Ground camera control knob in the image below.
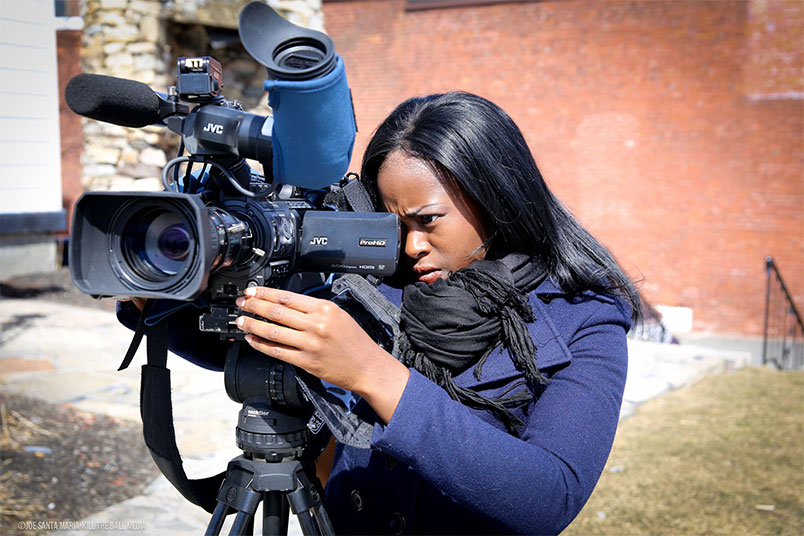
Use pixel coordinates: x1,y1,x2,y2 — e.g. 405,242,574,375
281,219,293,240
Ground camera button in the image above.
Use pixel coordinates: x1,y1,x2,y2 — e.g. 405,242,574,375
389,512,406,534
350,489,365,511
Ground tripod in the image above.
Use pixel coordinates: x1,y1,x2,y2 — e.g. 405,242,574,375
204,454,333,536
205,343,335,536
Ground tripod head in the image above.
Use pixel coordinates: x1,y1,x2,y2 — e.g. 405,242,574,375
199,341,333,536
224,341,313,463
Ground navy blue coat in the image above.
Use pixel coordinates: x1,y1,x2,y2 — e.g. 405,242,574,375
323,278,630,535
118,277,630,535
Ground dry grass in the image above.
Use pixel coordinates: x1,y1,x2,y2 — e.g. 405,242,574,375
0,400,52,521
564,366,804,536
0,394,159,534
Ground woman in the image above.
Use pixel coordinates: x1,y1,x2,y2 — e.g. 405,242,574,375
230,92,640,534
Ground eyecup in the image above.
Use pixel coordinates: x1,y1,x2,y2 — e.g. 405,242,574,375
238,1,336,81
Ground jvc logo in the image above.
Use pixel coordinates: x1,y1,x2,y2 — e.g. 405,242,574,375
309,236,328,246
202,122,224,135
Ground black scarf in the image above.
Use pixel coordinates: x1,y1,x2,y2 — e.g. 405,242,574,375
397,253,548,435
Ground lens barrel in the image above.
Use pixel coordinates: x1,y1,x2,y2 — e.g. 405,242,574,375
110,200,256,293
208,207,253,272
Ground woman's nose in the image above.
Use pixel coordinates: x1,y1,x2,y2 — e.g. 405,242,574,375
404,230,430,259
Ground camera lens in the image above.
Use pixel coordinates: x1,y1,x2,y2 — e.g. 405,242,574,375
122,210,195,282
157,223,191,262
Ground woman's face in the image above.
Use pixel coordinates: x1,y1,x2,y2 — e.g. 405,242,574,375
377,150,489,284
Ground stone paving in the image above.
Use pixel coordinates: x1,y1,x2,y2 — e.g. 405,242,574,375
0,298,753,535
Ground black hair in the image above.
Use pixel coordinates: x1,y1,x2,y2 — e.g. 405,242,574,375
360,91,641,322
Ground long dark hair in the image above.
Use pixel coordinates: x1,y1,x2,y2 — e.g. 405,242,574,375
360,91,641,322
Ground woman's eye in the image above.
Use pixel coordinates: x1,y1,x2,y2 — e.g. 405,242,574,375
420,214,440,225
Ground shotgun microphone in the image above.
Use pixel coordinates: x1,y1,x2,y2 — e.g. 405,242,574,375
65,73,162,128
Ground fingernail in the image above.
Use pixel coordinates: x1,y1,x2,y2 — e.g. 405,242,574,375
245,287,256,296
235,297,245,307
236,316,244,327
244,334,253,344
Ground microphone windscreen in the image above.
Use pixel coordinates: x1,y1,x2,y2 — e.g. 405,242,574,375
66,73,161,128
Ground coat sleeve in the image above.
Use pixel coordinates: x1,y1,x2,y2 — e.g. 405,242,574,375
370,300,629,535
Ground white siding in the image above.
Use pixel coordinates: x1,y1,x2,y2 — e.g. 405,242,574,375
0,0,63,217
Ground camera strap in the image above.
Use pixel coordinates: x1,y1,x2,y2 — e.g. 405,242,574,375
292,274,402,449
117,303,147,371
122,309,225,513
341,174,374,212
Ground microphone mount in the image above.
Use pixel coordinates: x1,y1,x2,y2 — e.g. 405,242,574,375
155,88,191,124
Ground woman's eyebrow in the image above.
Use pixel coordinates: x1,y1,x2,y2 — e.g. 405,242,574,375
405,203,441,217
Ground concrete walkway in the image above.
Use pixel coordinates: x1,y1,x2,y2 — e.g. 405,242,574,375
0,298,753,535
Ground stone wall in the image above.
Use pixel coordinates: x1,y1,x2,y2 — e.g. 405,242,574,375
79,0,323,191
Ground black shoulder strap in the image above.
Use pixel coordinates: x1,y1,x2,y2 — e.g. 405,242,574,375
118,302,148,371
341,173,374,212
123,311,224,513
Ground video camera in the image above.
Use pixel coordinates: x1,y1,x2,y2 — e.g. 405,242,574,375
64,5,398,531
66,2,400,340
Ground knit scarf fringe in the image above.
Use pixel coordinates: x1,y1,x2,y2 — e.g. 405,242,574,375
397,263,547,436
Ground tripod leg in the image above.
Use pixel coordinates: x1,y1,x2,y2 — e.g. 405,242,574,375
205,502,232,536
262,491,289,536
229,510,255,536
310,503,335,536
294,511,318,536
287,487,334,536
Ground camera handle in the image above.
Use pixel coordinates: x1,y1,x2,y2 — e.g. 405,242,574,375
162,155,274,199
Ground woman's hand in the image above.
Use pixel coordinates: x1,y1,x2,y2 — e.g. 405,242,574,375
235,286,410,423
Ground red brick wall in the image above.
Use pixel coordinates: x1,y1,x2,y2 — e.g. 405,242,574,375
322,0,803,335
57,29,84,236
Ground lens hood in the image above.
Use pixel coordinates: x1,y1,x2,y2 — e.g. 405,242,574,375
69,192,213,300
238,1,336,81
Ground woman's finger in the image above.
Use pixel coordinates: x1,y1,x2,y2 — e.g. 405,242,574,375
243,286,321,313
243,334,305,365
236,315,308,351
237,295,310,332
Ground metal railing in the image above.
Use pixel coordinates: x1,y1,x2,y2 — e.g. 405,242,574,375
762,256,804,370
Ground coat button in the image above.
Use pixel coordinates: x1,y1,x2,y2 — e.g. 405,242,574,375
350,489,365,512
389,512,406,534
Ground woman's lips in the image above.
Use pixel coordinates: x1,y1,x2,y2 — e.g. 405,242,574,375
417,270,443,284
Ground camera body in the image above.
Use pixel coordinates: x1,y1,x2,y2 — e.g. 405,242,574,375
70,183,399,303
